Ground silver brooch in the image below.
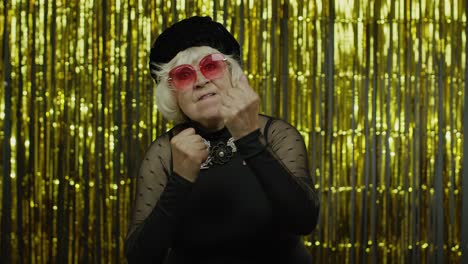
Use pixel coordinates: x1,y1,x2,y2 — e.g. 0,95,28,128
200,137,239,169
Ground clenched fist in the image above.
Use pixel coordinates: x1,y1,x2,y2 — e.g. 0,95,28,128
171,128,209,182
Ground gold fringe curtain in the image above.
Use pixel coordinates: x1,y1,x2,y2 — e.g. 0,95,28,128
0,0,466,263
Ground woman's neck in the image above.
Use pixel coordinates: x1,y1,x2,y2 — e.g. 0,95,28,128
194,118,225,132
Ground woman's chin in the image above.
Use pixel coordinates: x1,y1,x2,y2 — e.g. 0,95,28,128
199,112,223,123
196,102,221,118
191,110,223,129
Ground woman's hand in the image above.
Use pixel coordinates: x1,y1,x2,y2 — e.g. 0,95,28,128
215,73,260,140
171,128,209,182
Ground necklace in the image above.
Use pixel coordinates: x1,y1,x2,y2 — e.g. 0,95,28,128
200,137,237,169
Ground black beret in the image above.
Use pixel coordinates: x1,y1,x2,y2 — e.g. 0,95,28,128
149,16,241,79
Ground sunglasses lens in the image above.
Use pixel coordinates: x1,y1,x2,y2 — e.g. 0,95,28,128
169,65,196,90
168,54,226,90
200,54,226,80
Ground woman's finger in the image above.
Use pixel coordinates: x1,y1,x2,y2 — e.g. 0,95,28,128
234,73,250,90
211,71,233,92
175,127,196,137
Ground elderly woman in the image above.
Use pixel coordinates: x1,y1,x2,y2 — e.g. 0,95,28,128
125,16,320,264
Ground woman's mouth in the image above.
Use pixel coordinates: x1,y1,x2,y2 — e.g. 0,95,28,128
198,93,217,101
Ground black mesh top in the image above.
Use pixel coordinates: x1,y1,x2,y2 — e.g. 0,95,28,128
125,114,320,264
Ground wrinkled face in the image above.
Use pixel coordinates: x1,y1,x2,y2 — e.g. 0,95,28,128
168,46,232,127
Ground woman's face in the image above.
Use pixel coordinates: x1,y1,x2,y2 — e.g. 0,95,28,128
170,46,232,129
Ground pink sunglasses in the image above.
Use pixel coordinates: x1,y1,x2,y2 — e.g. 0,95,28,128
168,53,227,90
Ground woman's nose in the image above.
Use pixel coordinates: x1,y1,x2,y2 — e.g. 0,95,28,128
194,70,209,88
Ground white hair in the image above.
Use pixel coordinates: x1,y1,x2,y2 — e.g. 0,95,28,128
150,46,245,123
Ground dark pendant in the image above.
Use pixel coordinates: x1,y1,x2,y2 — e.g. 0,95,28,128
211,141,234,165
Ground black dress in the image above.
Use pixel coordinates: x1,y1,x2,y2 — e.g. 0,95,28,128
125,114,320,264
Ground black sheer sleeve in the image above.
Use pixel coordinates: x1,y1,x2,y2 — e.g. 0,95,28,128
124,133,193,263
235,116,320,235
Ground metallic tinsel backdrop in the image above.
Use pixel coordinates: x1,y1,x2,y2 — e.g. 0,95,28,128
0,0,467,263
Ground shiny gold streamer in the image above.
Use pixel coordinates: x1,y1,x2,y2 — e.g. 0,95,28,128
0,0,465,263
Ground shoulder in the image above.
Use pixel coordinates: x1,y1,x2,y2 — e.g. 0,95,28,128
145,122,188,152
258,114,275,134
140,123,189,174
142,135,170,167
258,115,304,145
258,114,297,133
